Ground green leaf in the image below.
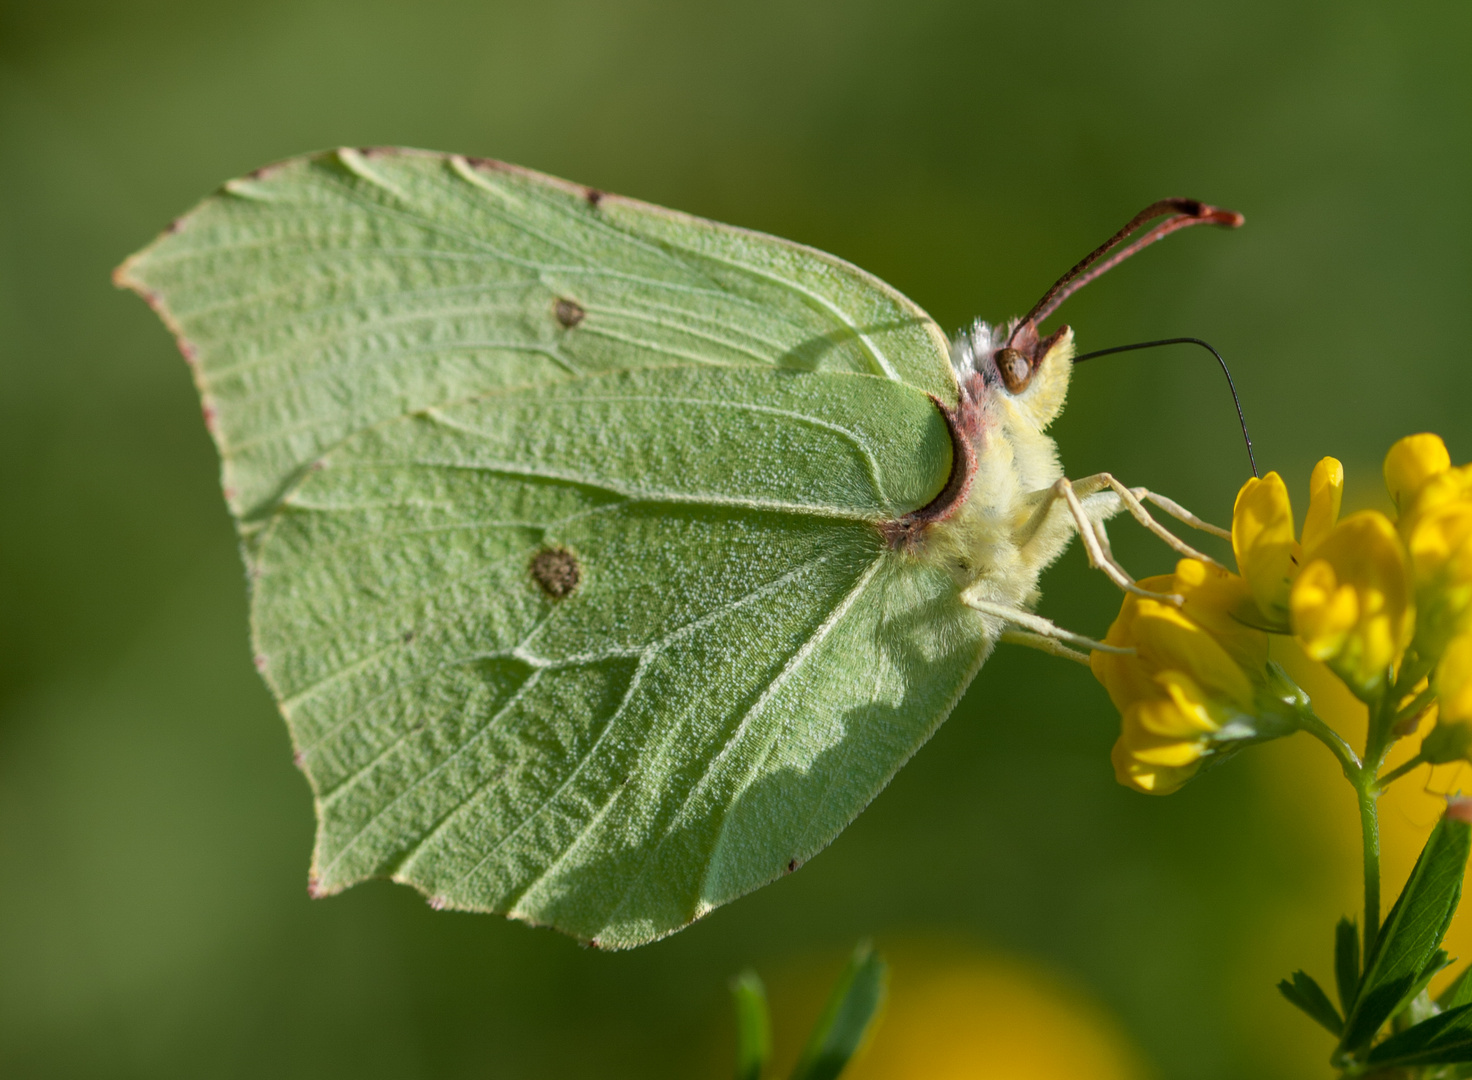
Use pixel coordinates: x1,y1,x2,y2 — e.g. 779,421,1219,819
1339,812,1472,1052
1366,1003,1472,1068
1394,950,1452,1031
731,970,771,1080
1440,964,1472,1011
1335,915,1360,1013
788,942,887,1080
117,149,1026,947
1277,970,1342,1036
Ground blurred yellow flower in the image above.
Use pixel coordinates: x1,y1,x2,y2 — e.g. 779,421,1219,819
1384,432,1452,514
1424,634,1472,764
1408,498,1472,656
1377,434,1472,661
1289,511,1414,699
839,948,1143,1080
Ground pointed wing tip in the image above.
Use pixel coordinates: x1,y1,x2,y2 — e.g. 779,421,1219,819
112,253,201,364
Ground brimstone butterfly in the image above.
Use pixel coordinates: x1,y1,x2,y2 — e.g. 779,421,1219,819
117,148,1241,947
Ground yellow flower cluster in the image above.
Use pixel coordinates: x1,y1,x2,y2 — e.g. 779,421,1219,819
1092,560,1286,794
1385,435,1472,764
1097,436,1472,794
1229,455,1417,697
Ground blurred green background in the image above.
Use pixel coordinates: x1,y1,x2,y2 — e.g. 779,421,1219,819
2,1,1469,1077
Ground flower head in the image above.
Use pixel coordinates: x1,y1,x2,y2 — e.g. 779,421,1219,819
1289,511,1414,699
1095,560,1286,795
1382,436,1472,661
1231,459,1344,629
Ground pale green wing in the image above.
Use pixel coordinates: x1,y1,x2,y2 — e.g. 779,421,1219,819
116,147,957,525
118,148,991,947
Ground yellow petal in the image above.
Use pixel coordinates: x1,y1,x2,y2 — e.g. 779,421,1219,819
1090,573,1180,709
1408,500,1472,582
1131,601,1256,709
1133,673,1220,738
1301,457,1344,555
1232,472,1296,624
1090,651,1159,716
1385,433,1450,512
1172,558,1271,673
1423,635,1472,763
1292,562,1358,660
1290,511,1414,696
1438,634,1472,723
1120,716,1207,765
1110,739,1201,795
1405,499,1472,656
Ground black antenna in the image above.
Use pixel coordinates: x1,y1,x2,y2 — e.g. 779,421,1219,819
1072,337,1258,478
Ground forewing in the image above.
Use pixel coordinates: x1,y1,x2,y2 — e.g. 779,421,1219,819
116,147,958,524
118,150,988,946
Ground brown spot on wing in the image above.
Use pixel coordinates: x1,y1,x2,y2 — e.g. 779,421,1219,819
554,297,586,328
531,546,581,599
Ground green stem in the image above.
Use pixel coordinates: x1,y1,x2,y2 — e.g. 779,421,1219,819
1392,686,1437,729
1354,688,1401,966
1296,705,1384,961
1298,709,1362,777
1374,753,1428,791
1358,781,1381,960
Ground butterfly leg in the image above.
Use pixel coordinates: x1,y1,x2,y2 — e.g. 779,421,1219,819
1068,474,1228,570
963,596,1135,663
1050,477,1185,603
998,631,1091,665
1134,488,1232,541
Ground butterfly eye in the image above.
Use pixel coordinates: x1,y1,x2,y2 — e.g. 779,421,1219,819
994,347,1033,393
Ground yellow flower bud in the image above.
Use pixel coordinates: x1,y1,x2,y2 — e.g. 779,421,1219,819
1385,433,1451,513
1232,472,1296,627
1289,511,1414,698
1301,457,1344,555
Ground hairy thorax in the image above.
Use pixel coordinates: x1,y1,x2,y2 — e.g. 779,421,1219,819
882,320,1081,615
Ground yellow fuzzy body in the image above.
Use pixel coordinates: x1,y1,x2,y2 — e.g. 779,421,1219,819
917,324,1117,637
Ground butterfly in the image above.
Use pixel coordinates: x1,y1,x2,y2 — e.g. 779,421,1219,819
117,147,1241,947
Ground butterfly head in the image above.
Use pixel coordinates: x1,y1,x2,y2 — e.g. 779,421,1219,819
952,317,1076,434
953,199,1244,441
